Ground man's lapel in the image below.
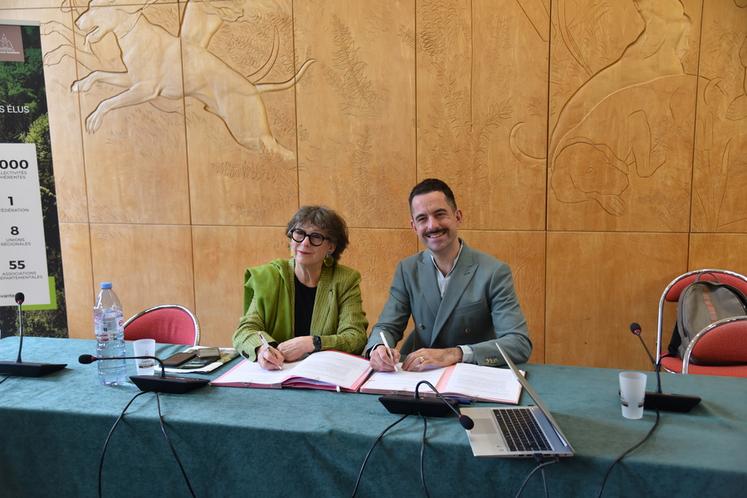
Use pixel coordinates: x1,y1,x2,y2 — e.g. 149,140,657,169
417,253,441,319
429,246,477,346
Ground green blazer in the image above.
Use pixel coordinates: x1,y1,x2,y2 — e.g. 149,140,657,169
365,243,532,366
232,258,368,361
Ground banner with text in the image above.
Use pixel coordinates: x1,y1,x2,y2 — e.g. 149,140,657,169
0,23,67,337
0,143,49,305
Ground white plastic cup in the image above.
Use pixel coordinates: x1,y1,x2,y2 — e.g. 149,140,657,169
619,371,647,419
133,339,156,376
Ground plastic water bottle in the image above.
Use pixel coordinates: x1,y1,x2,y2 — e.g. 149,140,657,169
93,282,127,385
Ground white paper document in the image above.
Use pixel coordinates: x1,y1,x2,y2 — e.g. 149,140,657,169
211,350,372,392
360,362,524,404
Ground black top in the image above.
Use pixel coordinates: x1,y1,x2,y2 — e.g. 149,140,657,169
294,275,317,337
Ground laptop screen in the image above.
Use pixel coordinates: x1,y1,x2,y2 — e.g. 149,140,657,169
495,342,571,447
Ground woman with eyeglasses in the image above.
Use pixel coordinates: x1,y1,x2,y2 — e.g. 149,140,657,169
232,206,369,370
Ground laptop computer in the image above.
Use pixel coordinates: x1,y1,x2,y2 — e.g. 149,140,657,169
461,343,574,458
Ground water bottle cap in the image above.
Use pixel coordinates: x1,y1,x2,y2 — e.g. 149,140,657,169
100,282,112,289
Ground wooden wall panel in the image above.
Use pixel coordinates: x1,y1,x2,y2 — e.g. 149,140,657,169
73,2,190,224
418,0,548,230
546,232,688,370
463,231,546,363
691,2,747,232
547,0,702,232
0,2,51,8
12,1,746,370
183,0,299,226
689,234,747,276
344,229,418,346
192,225,289,347
0,1,84,8
59,222,93,338
89,224,195,322
294,0,415,228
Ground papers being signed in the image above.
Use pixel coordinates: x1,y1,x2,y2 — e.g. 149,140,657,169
213,350,523,404
211,350,372,392
360,362,524,404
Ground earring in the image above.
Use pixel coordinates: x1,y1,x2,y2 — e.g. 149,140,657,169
323,253,334,267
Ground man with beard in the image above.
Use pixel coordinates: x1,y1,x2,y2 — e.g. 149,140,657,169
366,178,532,371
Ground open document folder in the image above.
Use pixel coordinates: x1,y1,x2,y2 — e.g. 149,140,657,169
360,362,524,404
211,350,372,392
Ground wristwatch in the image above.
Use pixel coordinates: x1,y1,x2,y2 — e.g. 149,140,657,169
312,335,322,352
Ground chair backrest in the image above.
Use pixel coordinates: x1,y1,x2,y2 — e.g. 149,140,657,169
123,305,200,346
656,269,747,365
663,271,747,303
682,316,747,373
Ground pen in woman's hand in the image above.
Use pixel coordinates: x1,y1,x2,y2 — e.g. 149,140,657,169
259,334,282,370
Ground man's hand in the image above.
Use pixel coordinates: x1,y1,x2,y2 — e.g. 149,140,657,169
369,344,401,371
277,336,314,362
257,344,285,370
402,347,462,371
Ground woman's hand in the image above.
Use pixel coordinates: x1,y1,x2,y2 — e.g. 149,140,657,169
278,336,314,362
257,344,285,370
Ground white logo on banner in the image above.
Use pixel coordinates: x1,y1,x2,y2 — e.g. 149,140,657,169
0,33,20,55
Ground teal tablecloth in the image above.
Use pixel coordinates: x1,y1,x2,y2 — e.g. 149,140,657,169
0,337,745,497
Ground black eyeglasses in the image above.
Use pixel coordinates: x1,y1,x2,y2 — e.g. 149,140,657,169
288,228,329,246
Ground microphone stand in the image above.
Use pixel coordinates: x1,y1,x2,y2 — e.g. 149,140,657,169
15,296,24,363
379,380,474,429
628,322,700,412
0,292,67,377
78,354,208,394
643,360,700,412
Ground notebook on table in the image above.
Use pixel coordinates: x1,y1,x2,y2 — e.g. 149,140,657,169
360,362,524,404
210,350,372,392
460,343,574,458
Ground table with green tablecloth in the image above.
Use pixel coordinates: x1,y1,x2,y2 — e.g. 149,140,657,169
0,337,745,498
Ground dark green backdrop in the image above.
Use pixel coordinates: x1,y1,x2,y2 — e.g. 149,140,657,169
0,25,67,338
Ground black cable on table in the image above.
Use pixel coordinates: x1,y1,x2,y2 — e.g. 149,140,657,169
351,413,409,497
98,391,148,498
0,375,9,385
419,415,431,498
154,392,197,498
597,409,661,497
514,456,559,498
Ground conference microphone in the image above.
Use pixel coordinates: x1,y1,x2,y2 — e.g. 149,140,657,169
15,292,25,363
629,322,655,366
0,292,67,377
379,380,475,430
78,354,208,394
626,321,700,413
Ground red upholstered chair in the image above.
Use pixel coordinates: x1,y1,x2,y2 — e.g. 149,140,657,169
123,305,200,346
656,269,747,377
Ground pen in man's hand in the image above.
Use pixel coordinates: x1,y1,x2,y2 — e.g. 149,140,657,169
379,331,400,372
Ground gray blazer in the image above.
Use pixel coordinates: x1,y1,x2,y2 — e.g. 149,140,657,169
366,243,532,366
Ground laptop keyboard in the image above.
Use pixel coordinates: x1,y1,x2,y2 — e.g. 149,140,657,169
493,408,551,452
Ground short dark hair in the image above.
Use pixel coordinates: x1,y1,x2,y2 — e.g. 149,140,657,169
286,205,349,261
408,178,458,211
